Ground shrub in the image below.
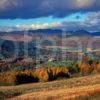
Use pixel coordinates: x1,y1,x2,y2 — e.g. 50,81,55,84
0,71,17,85
68,64,80,75
0,70,39,85
47,67,69,80
80,62,91,76
33,68,49,82
47,67,60,80
57,67,69,78
16,73,39,84
15,66,25,71
0,66,70,85
16,70,39,84
96,63,100,73
90,61,97,72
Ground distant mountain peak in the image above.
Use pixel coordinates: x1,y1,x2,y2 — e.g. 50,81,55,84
0,29,100,36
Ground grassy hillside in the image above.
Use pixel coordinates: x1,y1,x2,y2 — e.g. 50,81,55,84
11,84,100,100
0,74,100,100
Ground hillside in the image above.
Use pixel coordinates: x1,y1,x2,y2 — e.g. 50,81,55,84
11,84,100,100
0,74,100,100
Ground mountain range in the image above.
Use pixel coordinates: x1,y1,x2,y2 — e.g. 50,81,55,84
0,29,100,36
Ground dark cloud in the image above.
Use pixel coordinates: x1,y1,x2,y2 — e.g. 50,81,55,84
0,0,100,19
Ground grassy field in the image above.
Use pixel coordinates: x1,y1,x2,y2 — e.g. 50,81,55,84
74,92,100,100
0,74,100,100
11,84,100,100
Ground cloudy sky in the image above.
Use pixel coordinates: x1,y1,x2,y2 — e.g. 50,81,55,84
0,0,100,32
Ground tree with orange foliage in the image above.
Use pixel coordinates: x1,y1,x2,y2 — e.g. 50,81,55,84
80,56,91,76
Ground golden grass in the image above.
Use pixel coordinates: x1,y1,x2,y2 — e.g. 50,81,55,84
0,74,100,99
96,63,100,73
10,84,100,100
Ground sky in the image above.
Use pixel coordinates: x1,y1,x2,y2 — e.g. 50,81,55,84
0,0,100,32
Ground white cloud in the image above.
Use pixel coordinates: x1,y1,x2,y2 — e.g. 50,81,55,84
82,11,100,29
16,22,61,30
85,11,100,22
0,22,62,32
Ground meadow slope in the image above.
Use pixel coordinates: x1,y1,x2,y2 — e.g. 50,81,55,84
0,74,100,100
11,84,100,100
